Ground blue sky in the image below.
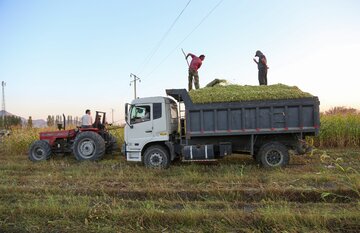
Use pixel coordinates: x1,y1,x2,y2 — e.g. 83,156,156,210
1,0,360,123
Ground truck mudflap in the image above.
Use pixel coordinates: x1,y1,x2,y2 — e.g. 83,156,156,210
295,139,313,155
165,141,177,161
182,145,215,161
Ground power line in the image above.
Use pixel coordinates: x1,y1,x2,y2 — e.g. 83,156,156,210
145,0,225,78
137,0,192,75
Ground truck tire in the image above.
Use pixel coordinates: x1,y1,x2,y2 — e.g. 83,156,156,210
257,142,289,168
143,145,170,169
73,131,105,161
29,140,52,162
105,134,118,154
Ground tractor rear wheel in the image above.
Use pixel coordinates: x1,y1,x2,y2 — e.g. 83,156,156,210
29,140,52,162
73,131,105,161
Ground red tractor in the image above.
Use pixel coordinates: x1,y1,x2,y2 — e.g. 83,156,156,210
28,111,118,161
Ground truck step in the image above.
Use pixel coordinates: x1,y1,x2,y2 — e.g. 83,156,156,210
182,159,218,162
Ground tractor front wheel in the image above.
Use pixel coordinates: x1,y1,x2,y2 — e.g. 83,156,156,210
29,140,52,162
73,131,105,161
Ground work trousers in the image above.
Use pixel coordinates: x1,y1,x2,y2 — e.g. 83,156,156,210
188,68,200,91
258,69,268,86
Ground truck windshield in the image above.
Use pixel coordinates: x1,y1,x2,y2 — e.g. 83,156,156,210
130,105,151,124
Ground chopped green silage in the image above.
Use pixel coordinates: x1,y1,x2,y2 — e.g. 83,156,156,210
189,84,314,104
205,78,229,87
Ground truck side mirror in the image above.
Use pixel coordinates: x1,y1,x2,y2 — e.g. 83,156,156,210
125,103,129,122
125,103,133,129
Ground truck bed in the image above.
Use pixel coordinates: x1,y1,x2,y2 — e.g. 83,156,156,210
166,89,320,139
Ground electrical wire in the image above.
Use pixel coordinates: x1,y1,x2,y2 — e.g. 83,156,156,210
145,0,225,78
137,0,192,75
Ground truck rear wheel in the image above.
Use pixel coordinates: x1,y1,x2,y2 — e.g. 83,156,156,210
29,140,52,162
143,145,170,169
257,142,289,168
73,131,105,161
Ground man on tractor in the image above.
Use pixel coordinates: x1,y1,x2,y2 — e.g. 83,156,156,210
81,109,93,128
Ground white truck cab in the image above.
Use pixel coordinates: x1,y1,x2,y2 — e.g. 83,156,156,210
123,96,178,168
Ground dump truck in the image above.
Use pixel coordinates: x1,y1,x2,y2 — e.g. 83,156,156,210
123,89,320,168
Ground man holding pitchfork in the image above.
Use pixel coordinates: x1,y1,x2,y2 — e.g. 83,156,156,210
183,49,205,91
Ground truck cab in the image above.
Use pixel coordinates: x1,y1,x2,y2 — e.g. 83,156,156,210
123,96,178,167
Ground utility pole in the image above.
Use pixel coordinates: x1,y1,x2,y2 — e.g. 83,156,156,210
130,73,141,99
1,81,5,113
1,81,6,129
110,108,114,124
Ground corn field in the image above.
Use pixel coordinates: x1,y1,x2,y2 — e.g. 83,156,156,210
1,113,360,156
316,113,360,147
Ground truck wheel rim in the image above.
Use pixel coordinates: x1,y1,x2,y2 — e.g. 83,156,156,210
149,152,163,166
79,140,95,158
266,149,283,166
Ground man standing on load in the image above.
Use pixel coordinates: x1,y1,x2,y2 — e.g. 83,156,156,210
186,53,205,91
253,50,268,85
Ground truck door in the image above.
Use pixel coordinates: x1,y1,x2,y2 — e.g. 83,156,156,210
126,104,153,161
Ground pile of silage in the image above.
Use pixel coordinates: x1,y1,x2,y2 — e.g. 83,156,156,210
189,84,313,104
205,79,230,87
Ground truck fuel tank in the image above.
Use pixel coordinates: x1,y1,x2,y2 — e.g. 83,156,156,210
182,145,214,161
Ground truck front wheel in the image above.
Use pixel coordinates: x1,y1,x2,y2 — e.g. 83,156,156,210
257,142,289,168
143,145,170,169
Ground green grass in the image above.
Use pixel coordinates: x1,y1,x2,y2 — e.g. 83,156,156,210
0,115,360,232
189,83,313,104
0,147,359,232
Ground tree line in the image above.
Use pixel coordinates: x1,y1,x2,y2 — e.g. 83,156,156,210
0,115,81,129
0,115,22,128
46,115,81,127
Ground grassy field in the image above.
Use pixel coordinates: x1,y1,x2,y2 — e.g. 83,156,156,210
0,113,360,232
0,145,359,232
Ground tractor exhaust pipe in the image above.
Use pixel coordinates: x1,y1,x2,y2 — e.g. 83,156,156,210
63,114,66,130
57,114,66,130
